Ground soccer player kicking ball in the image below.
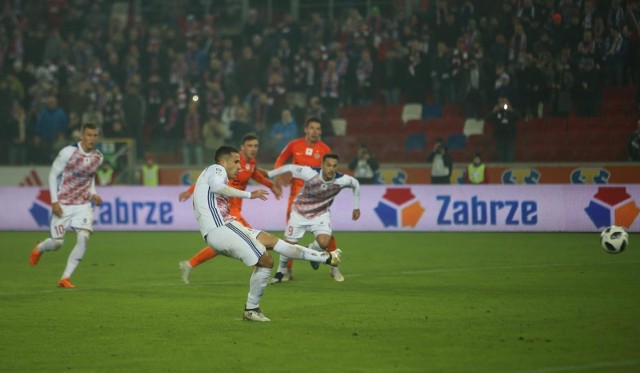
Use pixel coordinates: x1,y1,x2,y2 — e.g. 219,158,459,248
29,123,104,288
192,146,341,321
268,153,360,283
177,133,281,284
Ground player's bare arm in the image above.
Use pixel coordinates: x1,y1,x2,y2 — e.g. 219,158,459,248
179,191,192,202
92,194,103,206
52,202,63,217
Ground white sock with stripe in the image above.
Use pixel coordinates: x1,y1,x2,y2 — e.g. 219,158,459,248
273,239,328,263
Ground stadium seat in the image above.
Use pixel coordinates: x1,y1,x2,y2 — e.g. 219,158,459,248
446,134,467,152
331,118,347,136
401,103,423,123
404,119,427,134
462,118,485,136
405,133,427,152
422,103,443,120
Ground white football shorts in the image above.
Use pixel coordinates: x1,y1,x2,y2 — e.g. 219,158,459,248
205,220,266,266
285,210,332,242
50,203,94,239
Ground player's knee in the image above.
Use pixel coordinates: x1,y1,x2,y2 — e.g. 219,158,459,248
77,229,90,244
52,239,64,250
257,231,278,248
256,252,274,268
316,236,331,249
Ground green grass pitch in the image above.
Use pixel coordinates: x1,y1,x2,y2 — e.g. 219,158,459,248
1,231,639,372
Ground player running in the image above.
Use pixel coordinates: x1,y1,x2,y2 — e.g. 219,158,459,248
178,133,281,284
274,116,339,281
269,153,360,283
29,123,103,288
191,146,341,321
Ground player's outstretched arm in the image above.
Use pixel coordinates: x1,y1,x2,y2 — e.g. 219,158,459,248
178,183,196,202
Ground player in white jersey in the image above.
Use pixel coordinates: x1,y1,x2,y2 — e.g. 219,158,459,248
193,146,342,322
29,123,104,289
267,153,360,283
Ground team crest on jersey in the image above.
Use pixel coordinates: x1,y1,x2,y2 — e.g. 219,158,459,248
245,164,250,170
84,157,91,164
321,184,328,190
305,148,313,156
314,153,320,159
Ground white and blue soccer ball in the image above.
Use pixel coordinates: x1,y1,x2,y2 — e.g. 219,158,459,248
600,225,629,254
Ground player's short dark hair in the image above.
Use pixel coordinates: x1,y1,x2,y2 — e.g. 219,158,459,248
323,153,339,162
82,123,98,132
305,117,322,128
215,146,239,163
242,133,259,144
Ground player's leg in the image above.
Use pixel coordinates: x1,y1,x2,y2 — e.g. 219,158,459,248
310,213,344,282
284,186,298,278
308,233,331,270
179,246,219,284
58,228,91,288
30,211,67,266
272,211,304,283
56,205,96,288
208,221,271,321
257,231,339,265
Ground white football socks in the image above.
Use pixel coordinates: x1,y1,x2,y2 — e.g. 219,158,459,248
61,230,89,279
39,238,63,252
246,267,271,309
273,239,328,263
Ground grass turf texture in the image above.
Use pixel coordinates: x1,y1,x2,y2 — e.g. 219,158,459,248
1,231,639,373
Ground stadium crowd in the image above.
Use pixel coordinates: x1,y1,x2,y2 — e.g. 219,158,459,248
1,0,639,171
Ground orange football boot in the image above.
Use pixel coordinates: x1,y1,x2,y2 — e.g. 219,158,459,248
57,278,76,288
29,243,41,266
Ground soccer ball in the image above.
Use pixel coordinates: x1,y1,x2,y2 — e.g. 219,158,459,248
600,226,629,254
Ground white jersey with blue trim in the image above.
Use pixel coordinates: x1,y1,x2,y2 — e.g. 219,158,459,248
268,164,360,218
193,164,251,238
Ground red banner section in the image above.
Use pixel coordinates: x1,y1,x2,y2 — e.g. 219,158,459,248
158,164,640,185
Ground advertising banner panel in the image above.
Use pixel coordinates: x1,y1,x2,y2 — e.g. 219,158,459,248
1,185,638,232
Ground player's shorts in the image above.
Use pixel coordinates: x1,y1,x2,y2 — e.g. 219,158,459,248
50,203,94,239
205,220,266,266
285,210,332,242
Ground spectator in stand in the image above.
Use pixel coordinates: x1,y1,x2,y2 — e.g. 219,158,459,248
603,26,628,86
628,118,640,161
549,62,574,117
575,59,602,117
487,97,520,163
349,144,379,185
36,96,68,145
202,115,230,161
182,100,203,166
427,137,452,184
270,109,298,152
431,41,453,104
7,103,28,165
380,43,403,105
156,97,179,152
464,152,489,184
320,60,340,118
122,84,146,157
27,135,51,165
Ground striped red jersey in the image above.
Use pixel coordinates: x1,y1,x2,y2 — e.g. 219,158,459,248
50,143,103,205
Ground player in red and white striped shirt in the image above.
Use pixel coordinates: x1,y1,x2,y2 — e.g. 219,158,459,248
29,123,104,288
268,153,360,282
